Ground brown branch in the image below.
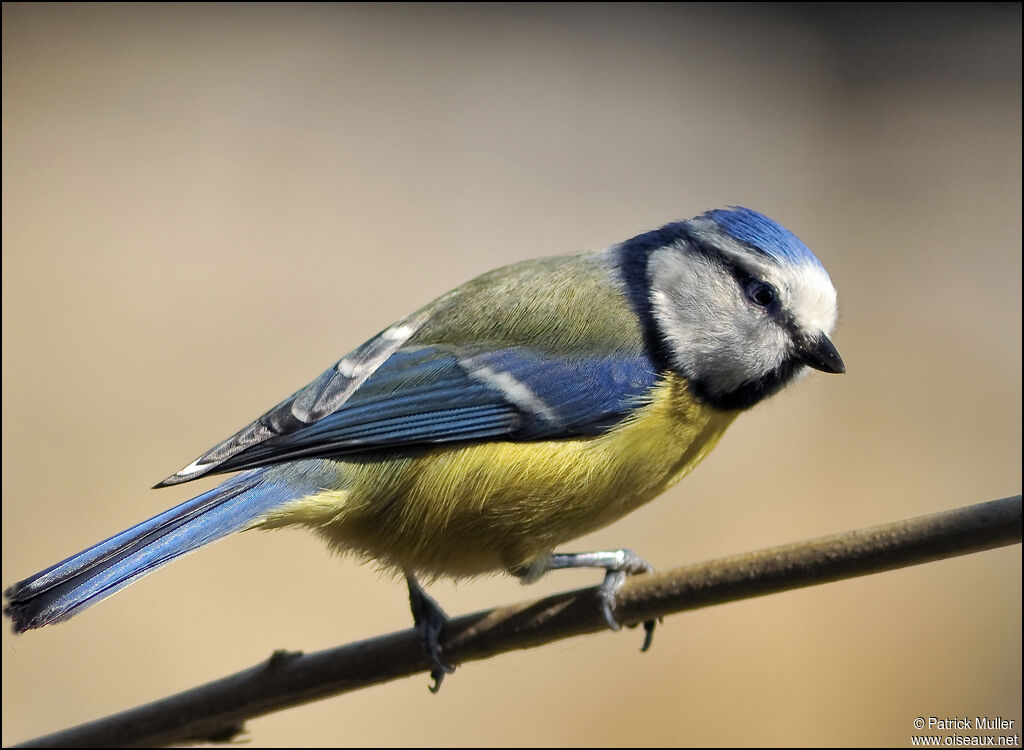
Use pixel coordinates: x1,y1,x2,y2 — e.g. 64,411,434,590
13,494,1022,748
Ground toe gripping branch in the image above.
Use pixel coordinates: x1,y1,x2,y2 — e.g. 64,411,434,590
527,548,661,652
406,574,456,693
407,549,659,692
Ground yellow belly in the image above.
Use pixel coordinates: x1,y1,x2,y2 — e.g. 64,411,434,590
253,373,736,578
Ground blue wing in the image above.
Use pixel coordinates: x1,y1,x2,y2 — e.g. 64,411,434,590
162,344,659,483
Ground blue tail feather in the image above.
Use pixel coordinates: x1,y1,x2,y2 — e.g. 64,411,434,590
3,469,296,633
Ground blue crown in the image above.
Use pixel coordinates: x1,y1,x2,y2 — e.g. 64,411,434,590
706,206,823,269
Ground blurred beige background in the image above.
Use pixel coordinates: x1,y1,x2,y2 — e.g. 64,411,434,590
3,4,1020,747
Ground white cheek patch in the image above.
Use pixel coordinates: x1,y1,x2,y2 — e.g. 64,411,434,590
647,244,839,401
649,250,783,394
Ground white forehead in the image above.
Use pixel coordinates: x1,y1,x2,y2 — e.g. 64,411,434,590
776,261,838,335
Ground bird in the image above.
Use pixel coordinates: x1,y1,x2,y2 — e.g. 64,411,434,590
3,206,844,690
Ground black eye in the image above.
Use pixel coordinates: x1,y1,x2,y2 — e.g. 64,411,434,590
745,280,777,308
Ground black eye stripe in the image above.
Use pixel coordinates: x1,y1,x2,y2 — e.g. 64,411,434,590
687,237,781,305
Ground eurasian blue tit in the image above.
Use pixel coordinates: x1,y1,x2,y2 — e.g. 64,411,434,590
4,206,844,687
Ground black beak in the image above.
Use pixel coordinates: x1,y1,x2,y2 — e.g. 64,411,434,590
796,333,845,374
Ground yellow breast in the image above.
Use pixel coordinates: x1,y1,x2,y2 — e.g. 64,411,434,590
254,373,736,578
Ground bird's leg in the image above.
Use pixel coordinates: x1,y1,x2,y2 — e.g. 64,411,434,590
405,573,456,693
517,549,660,652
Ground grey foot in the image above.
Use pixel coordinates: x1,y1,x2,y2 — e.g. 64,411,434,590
543,549,660,651
406,574,456,693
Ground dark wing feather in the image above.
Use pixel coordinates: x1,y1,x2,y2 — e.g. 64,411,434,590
157,310,431,486
161,338,659,485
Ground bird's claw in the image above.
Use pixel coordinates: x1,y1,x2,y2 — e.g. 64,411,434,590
406,575,456,692
630,616,661,652
595,549,659,651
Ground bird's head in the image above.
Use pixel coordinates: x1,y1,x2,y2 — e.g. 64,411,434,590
627,206,844,411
